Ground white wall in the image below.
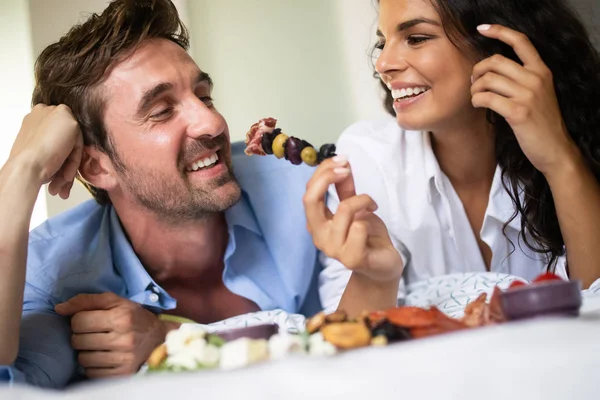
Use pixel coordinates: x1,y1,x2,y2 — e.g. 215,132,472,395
0,0,47,229
333,0,387,122
187,0,362,147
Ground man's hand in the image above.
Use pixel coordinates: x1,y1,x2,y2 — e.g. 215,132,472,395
9,104,83,199
55,293,169,378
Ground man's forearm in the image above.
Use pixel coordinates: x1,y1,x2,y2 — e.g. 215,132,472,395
0,159,41,364
337,273,400,318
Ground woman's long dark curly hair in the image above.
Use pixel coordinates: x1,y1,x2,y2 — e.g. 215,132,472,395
377,0,600,269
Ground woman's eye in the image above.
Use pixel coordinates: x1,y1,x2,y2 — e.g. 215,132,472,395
375,41,385,50
407,36,430,45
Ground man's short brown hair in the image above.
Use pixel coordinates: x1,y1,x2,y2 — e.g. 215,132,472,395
32,0,189,204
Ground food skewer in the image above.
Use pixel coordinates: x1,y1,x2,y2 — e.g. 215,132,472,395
244,117,337,166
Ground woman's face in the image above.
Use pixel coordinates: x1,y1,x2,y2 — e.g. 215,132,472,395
375,0,477,132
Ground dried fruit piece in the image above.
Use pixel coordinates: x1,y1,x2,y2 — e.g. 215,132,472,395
272,133,289,159
306,311,326,334
385,306,438,328
147,344,167,369
367,310,388,328
462,293,488,327
325,310,348,323
300,145,318,166
488,286,507,323
321,322,372,349
429,307,469,331
371,335,388,346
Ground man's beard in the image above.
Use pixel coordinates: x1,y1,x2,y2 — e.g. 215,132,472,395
112,136,242,223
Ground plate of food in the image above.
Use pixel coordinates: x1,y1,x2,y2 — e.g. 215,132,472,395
145,272,585,374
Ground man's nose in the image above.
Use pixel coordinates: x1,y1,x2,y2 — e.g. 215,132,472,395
184,98,226,139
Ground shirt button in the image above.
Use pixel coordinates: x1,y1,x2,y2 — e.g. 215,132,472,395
148,293,160,303
151,285,161,294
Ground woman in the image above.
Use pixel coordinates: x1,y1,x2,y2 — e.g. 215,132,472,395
304,0,600,316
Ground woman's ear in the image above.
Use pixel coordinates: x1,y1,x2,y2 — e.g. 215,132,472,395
78,146,119,191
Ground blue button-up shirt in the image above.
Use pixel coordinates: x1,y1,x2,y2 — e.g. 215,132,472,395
0,142,321,388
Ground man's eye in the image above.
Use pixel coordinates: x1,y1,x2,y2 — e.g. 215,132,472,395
199,96,214,107
150,108,173,119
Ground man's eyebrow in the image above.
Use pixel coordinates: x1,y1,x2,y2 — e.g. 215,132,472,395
376,17,441,37
137,82,173,116
195,71,213,89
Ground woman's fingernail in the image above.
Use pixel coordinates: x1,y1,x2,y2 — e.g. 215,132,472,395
332,155,347,164
333,167,350,175
477,24,491,31
470,75,474,84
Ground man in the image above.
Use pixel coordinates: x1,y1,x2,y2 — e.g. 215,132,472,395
0,0,320,388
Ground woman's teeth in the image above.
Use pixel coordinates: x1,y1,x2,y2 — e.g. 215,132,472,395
187,153,219,172
392,87,430,100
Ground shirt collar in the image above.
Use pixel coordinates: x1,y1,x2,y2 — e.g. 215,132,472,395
423,131,444,204
224,191,263,238
108,207,174,308
485,166,523,232
422,131,521,232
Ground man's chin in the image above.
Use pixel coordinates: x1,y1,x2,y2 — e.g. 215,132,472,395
206,180,242,212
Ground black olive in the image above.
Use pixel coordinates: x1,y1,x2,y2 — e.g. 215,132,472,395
317,143,337,163
261,129,279,155
284,137,306,165
370,320,411,342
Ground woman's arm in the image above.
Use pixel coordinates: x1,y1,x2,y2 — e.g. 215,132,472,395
471,25,600,288
545,148,600,288
303,157,403,318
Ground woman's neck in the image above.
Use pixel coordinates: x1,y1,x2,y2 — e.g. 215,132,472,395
430,112,497,190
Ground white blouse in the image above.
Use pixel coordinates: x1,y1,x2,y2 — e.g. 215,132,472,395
318,116,567,313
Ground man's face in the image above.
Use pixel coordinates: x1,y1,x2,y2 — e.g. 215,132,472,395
101,39,241,222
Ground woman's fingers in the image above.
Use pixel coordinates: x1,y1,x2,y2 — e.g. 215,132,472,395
339,220,369,270
471,91,518,122
304,159,353,242
329,194,378,251
471,71,523,99
472,54,535,88
476,24,545,69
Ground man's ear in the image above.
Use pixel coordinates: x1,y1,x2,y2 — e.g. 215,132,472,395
79,146,119,191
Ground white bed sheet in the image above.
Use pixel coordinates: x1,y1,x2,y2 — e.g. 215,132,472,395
2,314,600,400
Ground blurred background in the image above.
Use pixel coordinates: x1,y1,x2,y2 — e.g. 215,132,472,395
0,0,598,228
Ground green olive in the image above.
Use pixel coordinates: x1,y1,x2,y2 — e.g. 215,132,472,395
272,133,289,159
300,146,318,166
